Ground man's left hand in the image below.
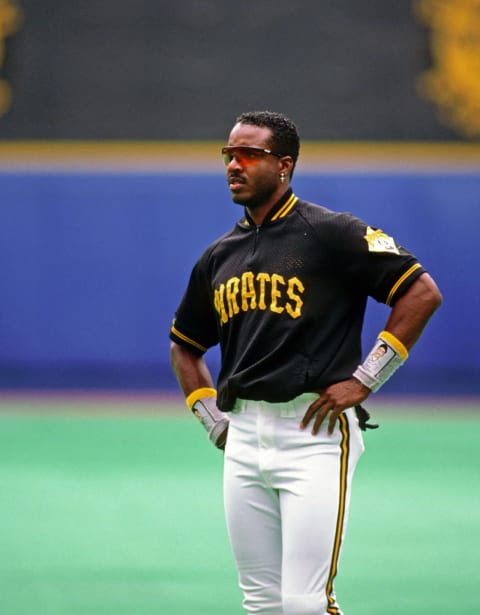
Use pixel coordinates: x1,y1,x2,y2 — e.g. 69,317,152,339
300,378,371,435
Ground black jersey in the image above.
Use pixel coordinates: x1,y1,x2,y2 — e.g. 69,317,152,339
170,189,425,411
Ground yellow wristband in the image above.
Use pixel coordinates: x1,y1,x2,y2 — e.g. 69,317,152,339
378,330,409,361
186,387,217,410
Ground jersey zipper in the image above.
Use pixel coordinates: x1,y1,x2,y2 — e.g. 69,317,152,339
253,225,260,255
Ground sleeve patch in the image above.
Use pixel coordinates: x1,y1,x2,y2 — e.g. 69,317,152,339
364,226,400,255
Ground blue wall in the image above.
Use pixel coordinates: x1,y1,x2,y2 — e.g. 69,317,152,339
0,169,478,394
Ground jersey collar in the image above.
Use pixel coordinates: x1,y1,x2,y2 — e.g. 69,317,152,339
243,189,299,226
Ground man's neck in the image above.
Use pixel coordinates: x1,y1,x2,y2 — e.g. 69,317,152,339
245,187,291,226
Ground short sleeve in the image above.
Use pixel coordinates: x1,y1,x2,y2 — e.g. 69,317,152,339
169,255,220,356
335,216,426,305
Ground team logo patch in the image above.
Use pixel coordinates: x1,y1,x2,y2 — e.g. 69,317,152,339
414,0,480,138
364,227,399,255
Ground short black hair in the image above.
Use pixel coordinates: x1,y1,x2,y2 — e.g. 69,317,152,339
235,110,300,172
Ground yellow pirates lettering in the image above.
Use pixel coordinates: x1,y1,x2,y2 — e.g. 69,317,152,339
285,277,304,319
270,274,285,314
226,276,241,318
214,284,228,324
214,271,305,324
241,271,257,311
256,272,270,310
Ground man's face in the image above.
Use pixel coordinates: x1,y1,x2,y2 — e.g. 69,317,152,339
223,123,284,208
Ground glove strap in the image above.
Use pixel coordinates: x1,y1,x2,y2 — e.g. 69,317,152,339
353,330,408,393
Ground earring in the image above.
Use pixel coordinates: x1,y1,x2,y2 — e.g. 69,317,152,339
280,173,286,183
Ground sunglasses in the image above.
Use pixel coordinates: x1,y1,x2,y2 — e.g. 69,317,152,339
221,146,285,166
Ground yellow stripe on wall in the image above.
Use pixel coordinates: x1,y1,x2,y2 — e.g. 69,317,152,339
1,141,480,172
0,141,224,172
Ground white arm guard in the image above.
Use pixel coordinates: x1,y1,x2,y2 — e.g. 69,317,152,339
186,388,229,450
353,330,409,393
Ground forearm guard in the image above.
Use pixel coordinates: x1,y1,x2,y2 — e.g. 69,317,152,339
353,330,408,393
186,388,229,450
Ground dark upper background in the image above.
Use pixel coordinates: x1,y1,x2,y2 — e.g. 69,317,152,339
0,0,468,141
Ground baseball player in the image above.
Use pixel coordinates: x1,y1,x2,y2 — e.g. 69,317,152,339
169,111,442,615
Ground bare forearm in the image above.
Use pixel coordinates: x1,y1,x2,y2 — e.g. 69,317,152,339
384,272,442,350
170,342,228,450
303,272,442,434
170,341,215,396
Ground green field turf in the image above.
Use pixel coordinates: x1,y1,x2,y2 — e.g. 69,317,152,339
0,398,479,615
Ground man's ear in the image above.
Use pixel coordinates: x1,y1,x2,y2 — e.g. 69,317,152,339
279,156,294,178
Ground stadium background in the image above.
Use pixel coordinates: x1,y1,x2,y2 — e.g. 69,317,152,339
0,2,479,614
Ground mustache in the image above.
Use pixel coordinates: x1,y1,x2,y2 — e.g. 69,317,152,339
227,173,246,183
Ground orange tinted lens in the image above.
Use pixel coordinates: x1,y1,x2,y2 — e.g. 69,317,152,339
222,147,264,166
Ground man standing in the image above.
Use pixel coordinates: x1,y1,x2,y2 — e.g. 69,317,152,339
170,111,442,615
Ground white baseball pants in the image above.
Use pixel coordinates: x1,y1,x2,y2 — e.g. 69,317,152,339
223,393,364,615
